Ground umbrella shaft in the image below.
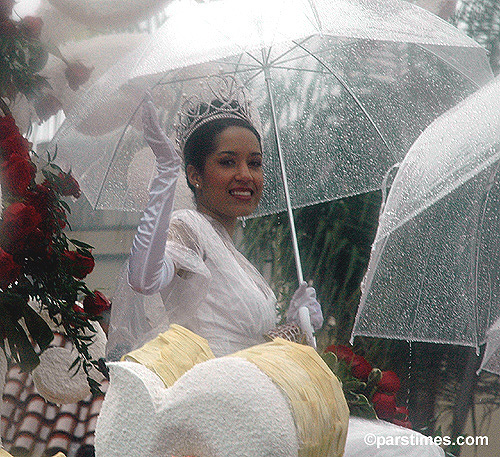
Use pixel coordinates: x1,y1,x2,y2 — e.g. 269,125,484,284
263,58,304,285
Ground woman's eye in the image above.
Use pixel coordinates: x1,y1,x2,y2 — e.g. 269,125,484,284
249,160,262,168
219,159,235,166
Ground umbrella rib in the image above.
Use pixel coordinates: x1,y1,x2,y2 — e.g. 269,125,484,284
268,36,314,67
471,162,500,347
416,44,481,90
94,97,147,209
156,66,262,87
290,39,397,161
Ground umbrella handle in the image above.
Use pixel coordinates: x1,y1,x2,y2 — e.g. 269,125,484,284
299,306,317,350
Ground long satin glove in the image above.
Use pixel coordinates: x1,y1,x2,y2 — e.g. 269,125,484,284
127,97,182,295
286,282,324,331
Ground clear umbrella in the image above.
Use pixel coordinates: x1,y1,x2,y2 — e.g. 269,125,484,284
47,0,491,288
352,74,500,373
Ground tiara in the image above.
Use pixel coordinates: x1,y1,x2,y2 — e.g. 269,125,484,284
176,75,254,151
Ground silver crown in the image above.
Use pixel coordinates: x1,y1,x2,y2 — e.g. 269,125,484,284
176,75,254,151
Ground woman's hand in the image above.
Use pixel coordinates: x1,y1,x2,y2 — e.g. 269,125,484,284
286,281,324,331
142,93,181,167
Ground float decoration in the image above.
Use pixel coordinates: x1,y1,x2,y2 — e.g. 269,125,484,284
0,3,107,394
322,344,412,428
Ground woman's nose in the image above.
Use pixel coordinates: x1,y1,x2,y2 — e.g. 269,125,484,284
235,163,252,181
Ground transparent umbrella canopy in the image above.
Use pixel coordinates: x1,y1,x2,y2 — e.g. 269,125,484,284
352,74,500,371
48,0,491,291
49,0,491,211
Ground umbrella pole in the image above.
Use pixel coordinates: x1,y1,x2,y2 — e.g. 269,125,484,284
262,64,304,285
263,54,317,349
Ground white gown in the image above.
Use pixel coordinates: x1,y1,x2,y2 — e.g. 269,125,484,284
107,209,276,359
107,209,444,457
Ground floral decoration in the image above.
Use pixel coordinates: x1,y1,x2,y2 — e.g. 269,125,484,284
0,6,107,394
322,344,412,428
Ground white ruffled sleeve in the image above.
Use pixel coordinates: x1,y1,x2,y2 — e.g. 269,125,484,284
106,212,211,361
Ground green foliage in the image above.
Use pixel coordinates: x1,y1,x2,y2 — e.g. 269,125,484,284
242,191,381,344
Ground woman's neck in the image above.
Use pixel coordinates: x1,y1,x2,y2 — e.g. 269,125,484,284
196,204,237,238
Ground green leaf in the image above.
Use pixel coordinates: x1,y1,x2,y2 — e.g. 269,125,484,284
69,239,95,250
22,304,54,352
59,199,71,213
4,319,40,372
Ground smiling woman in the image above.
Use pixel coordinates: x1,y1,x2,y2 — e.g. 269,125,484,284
107,75,323,360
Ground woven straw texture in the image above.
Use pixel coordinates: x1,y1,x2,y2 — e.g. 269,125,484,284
123,324,214,387
230,338,349,457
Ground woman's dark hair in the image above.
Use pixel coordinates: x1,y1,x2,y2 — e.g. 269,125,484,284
183,116,261,192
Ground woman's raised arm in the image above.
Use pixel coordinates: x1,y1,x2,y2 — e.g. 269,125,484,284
127,97,182,295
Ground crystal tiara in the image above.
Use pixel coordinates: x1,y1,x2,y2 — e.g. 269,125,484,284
176,75,254,151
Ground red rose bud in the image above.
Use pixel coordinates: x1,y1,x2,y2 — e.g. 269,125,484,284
324,344,355,364
56,171,81,198
63,250,95,279
378,370,401,393
2,202,42,245
34,94,63,123
83,290,111,316
19,16,43,38
351,354,373,380
0,132,32,160
372,392,397,420
0,247,21,288
1,154,36,195
394,406,409,420
65,61,94,91
391,419,413,429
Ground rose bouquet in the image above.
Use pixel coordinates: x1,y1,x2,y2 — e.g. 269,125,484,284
0,103,110,393
0,0,107,394
322,344,412,428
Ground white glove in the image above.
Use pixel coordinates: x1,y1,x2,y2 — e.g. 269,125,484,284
286,282,324,331
127,96,182,295
142,93,182,167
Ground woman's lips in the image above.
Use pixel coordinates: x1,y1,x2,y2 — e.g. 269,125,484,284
229,188,253,200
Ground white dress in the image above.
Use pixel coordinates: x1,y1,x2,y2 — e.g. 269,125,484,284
107,209,276,359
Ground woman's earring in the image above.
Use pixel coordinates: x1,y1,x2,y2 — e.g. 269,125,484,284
195,183,200,189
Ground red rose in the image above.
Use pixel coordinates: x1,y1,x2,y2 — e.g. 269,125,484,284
65,61,94,91
19,16,43,38
1,154,36,195
72,302,85,314
372,392,397,420
350,354,373,380
0,247,21,288
324,344,355,364
26,182,55,218
63,250,95,279
378,371,401,393
34,94,63,123
0,132,32,160
54,171,81,198
2,202,42,248
83,290,111,316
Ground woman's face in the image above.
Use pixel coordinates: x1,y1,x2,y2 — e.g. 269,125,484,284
187,125,264,231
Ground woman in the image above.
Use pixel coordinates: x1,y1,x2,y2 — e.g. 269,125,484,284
104,80,444,457
118,78,323,358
